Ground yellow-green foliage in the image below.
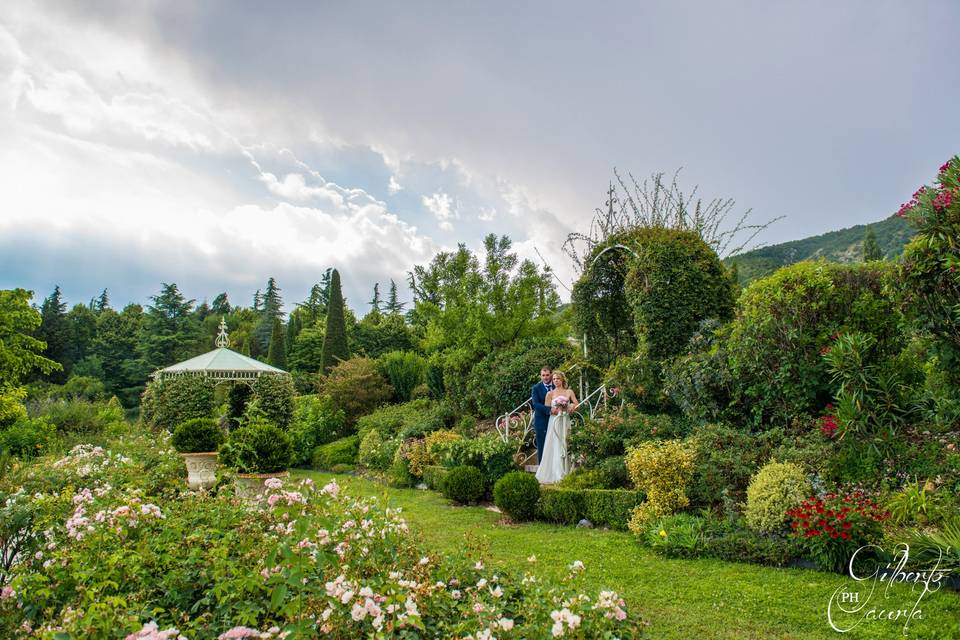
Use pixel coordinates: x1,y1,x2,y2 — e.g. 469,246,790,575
425,429,460,459
404,439,430,477
625,439,695,534
745,461,811,533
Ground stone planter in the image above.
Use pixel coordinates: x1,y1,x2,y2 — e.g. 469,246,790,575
234,471,290,501
181,452,219,491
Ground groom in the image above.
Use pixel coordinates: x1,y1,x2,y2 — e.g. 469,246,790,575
531,366,554,464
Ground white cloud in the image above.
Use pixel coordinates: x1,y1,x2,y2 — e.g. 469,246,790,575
422,192,455,231
388,175,403,194
478,206,496,221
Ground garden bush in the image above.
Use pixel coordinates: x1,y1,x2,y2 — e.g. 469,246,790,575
441,432,516,487
0,416,55,458
357,429,399,471
701,530,798,567
556,467,611,490
493,471,541,521
29,396,127,436
288,394,348,466
422,464,449,491
219,419,292,474
378,350,427,402
745,461,811,534
355,399,452,440
311,435,360,469
170,417,224,453
318,357,393,425
686,423,781,506
250,373,296,429
464,337,571,416
568,411,682,468
389,440,417,488
625,439,695,533
140,376,215,432
442,465,487,505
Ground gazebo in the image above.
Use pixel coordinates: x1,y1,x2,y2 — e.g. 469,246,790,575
152,318,289,384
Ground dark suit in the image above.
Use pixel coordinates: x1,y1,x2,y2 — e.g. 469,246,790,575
531,381,554,464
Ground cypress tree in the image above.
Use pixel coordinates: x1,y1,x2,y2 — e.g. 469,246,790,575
320,269,349,373
268,317,287,369
862,226,882,262
285,310,302,359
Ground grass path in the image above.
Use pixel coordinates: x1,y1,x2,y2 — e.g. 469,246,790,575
295,471,960,640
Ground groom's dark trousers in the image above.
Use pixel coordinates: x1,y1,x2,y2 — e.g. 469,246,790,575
531,382,552,464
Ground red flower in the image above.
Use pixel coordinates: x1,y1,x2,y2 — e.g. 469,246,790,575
841,532,851,540
842,521,852,530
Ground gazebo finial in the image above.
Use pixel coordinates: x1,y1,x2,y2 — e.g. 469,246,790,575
215,317,230,348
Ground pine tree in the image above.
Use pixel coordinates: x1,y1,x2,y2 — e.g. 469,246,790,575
862,226,883,262
385,279,406,316
320,269,350,374
267,317,287,369
140,283,200,370
318,268,333,315
255,277,284,353
299,284,325,327
211,293,231,315
93,289,110,314
252,289,263,312
368,283,382,321
36,286,71,382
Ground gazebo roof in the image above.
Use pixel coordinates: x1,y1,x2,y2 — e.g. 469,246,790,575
152,318,289,382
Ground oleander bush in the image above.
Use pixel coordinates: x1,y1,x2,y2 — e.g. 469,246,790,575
0,436,642,638
288,394,347,466
311,435,359,469
493,471,541,521
745,461,811,534
311,435,360,470
170,417,224,453
442,465,487,505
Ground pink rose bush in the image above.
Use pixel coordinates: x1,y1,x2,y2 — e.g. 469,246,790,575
0,436,643,638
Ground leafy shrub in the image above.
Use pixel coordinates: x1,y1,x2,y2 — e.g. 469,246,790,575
663,319,736,423
140,376,215,432
556,468,611,490
701,530,797,567
625,439,695,533
442,433,516,486
378,351,427,402
288,394,348,466
724,261,902,429
219,419,292,474
311,435,359,469
442,465,486,505
569,411,682,468
357,429,399,471
464,337,571,416
329,463,355,474
597,456,631,489
644,514,705,558
897,156,960,387
686,423,781,506
389,440,417,488
422,465,448,491
0,416,55,458
356,399,454,441
786,491,889,573
903,515,960,573
745,461,811,534
29,396,127,436
318,357,393,425
170,417,224,453
250,374,296,429
493,471,541,521
539,487,585,525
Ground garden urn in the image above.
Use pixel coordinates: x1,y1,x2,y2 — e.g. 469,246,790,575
181,452,219,490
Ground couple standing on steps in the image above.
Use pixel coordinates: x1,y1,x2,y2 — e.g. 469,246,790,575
531,366,579,484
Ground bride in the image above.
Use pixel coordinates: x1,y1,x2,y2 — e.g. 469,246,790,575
536,371,578,484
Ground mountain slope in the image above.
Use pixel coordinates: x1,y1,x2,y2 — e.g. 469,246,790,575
726,215,915,285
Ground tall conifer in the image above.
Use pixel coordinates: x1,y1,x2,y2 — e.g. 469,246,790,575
862,226,882,262
385,279,406,316
320,269,349,373
268,317,287,369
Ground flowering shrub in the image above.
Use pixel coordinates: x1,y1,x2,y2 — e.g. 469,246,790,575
785,491,889,573
0,435,643,638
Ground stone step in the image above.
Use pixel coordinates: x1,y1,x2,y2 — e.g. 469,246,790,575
524,464,539,473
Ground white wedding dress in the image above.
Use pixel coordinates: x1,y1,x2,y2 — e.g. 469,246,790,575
535,396,572,485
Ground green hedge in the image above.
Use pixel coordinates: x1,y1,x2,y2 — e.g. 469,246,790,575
538,487,643,530
311,435,359,470
422,465,448,491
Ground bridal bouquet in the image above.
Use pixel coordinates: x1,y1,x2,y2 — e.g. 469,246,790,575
552,397,569,414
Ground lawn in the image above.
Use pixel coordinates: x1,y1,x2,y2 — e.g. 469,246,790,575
296,470,960,640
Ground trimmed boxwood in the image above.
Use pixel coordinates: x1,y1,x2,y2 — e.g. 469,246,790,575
493,472,541,521
539,487,643,530
442,465,486,505
311,435,359,470
171,417,224,453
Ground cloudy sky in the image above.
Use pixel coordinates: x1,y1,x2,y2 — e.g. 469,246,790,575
1,1,958,313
